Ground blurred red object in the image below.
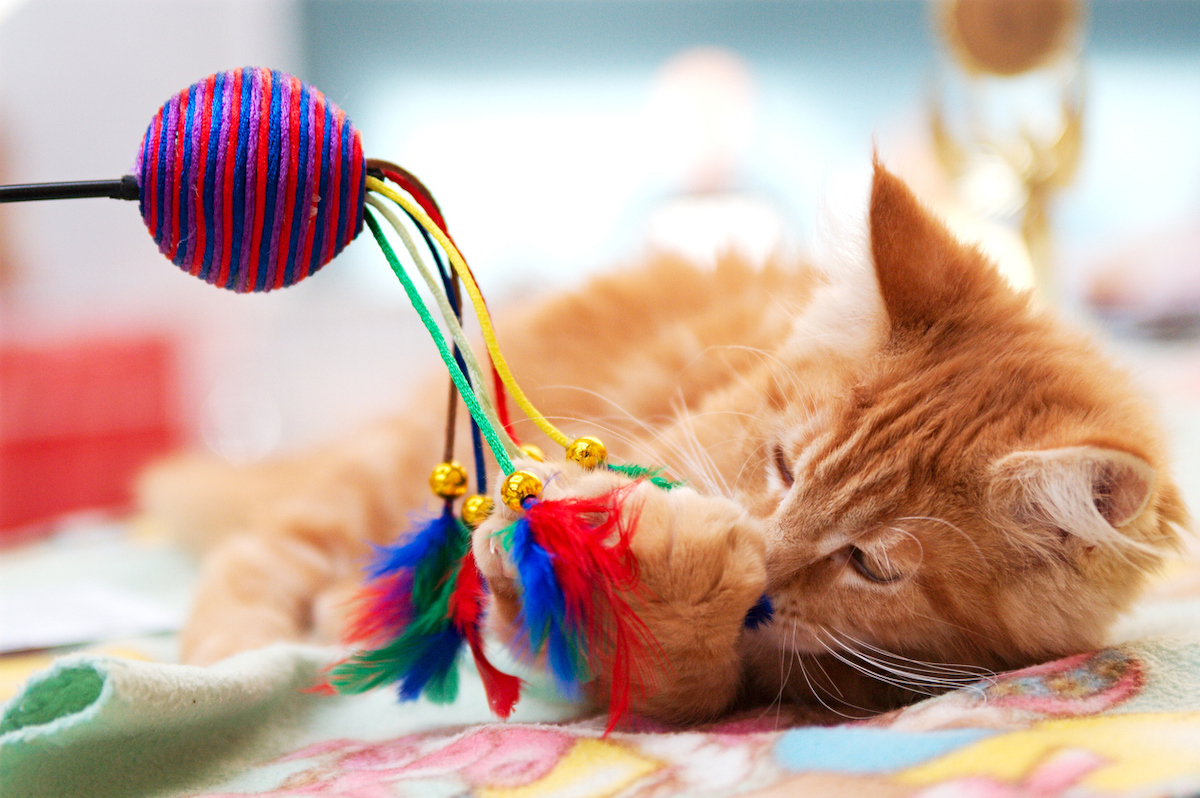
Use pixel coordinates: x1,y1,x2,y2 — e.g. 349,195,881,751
0,335,181,537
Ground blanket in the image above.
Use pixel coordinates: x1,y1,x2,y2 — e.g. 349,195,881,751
5,634,1200,797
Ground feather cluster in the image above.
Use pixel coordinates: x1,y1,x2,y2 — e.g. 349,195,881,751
333,480,663,730
331,506,519,714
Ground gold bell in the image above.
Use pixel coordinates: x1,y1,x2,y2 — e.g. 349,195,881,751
501,470,543,512
519,443,545,462
429,461,469,499
565,436,607,469
461,494,494,528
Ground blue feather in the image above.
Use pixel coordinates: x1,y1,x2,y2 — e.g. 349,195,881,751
367,507,457,579
743,594,774,630
397,627,464,703
508,516,582,694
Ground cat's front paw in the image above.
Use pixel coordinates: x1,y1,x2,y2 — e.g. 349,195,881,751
619,480,767,721
472,460,766,723
626,481,767,637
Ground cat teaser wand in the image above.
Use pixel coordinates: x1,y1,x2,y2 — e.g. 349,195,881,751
1,67,771,727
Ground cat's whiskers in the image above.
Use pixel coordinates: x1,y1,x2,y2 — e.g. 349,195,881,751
883,525,926,573
534,385,736,496
830,627,996,685
668,397,732,498
537,410,679,473
694,343,810,397
734,438,774,498
764,618,799,728
814,629,944,698
795,653,872,721
534,385,670,442
804,648,881,719
817,626,991,700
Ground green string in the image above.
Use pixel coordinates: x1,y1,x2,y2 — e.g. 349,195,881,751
365,193,517,461
365,207,515,475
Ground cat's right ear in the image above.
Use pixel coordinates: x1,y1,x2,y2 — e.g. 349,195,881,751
987,445,1158,549
868,160,1009,332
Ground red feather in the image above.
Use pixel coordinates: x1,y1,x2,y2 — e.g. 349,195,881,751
341,571,413,648
449,549,522,717
523,485,659,730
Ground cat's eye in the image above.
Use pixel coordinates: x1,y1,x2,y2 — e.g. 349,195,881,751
773,444,795,488
848,546,904,584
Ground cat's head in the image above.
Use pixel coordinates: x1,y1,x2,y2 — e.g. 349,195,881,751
745,162,1188,699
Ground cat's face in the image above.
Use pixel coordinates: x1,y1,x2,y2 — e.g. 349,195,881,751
731,164,1187,689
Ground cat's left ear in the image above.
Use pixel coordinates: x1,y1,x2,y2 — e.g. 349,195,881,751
988,446,1156,544
869,159,1012,332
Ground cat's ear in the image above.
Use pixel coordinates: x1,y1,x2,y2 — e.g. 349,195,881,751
869,159,1009,331
989,446,1156,544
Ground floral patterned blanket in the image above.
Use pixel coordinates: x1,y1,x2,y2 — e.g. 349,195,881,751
4,632,1200,798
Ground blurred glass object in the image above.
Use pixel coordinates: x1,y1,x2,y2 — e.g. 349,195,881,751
931,0,1085,298
640,47,788,265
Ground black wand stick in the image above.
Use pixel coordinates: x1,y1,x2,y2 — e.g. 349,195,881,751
0,176,139,203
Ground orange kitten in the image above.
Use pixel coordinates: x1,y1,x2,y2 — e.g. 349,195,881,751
140,162,1188,724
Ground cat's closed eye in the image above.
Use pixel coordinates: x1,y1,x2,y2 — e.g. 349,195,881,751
848,546,905,584
773,444,795,488
828,534,918,586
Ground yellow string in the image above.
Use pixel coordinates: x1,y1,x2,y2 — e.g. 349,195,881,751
364,193,521,461
367,176,571,450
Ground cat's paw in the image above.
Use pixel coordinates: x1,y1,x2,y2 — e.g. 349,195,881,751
472,459,766,722
625,480,767,634
472,459,631,632
626,483,768,722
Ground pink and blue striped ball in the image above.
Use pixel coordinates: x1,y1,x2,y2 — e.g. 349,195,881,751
135,67,366,292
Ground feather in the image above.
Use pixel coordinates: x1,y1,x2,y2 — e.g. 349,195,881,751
512,486,660,730
331,507,470,700
449,549,522,717
743,594,775,629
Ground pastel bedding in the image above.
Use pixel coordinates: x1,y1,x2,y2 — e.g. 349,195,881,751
5,625,1200,797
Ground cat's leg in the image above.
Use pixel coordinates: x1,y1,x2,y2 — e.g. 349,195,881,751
149,416,439,665
474,462,767,724
181,530,342,664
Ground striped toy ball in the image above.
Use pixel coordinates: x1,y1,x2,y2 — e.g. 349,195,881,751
135,67,366,292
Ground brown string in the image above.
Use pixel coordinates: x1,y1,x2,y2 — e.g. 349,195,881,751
441,273,465,464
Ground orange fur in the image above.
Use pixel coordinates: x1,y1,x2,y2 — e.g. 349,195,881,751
140,162,1188,724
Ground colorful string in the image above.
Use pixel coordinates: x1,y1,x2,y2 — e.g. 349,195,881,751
363,208,516,475
366,177,572,451
363,194,519,462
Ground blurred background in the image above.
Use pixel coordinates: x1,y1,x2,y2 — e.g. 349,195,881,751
0,0,1198,541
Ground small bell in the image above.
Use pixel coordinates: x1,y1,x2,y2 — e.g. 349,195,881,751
429,461,469,499
565,436,607,469
519,443,546,462
461,494,495,528
500,470,544,512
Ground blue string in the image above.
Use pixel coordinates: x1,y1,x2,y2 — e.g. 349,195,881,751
334,116,353,259
174,82,199,266
227,67,253,291
255,70,283,291
153,95,171,248
308,95,335,283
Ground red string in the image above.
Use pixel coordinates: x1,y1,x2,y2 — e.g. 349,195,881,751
377,164,449,237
